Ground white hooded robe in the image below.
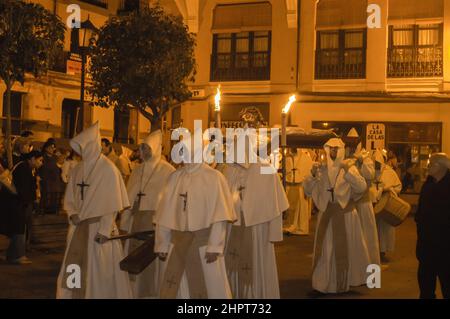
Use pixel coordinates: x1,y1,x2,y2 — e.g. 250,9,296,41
303,138,371,293
121,130,175,298
56,122,133,299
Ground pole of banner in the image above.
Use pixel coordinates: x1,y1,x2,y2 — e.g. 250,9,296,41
214,84,222,130
281,95,296,190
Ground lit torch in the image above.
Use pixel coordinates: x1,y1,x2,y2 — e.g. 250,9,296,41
281,94,297,189
214,85,222,129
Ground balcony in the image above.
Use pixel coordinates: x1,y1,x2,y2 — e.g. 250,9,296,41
210,52,271,82
118,0,148,14
50,50,71,74
79,0,108,9
387,46,443,78
315,48,366,80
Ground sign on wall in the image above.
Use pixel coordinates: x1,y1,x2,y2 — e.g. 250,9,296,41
366,123,385,150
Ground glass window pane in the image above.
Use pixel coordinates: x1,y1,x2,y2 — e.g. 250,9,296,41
393,29,414,46
418,28,439,45
217,38,231,53
254,36,268,51
320,32,339,49
345,32,363,48
236,38,249,52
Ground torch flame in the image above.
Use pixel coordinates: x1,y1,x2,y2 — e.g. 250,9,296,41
282,94,296,114
214,85,221,112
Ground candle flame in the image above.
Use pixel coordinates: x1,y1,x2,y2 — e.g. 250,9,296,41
282,94,296,114
214,85,221,112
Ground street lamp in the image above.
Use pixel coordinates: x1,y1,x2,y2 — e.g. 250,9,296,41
281,94,296,189
75,16,98,136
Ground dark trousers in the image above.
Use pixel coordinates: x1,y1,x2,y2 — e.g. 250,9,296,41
418,259,450,299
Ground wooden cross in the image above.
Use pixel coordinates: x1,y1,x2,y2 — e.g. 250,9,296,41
179,192,188,211
137,191,146,206
77,180,90,201
327,187,335,202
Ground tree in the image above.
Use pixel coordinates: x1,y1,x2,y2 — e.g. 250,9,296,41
88,5,196,131
0,0,65,168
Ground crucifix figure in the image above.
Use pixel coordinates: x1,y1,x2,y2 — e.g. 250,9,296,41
179,192,188,211
137,191,146,206
327,187,335,202
77,180,90,201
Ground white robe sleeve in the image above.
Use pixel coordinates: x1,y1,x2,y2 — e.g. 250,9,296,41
120,208,133,232
206,221,227,254
97,213,114,237
343,165,367,194
303,174,318,198
268,214,283,243
155,224,172,253
360,158,375,181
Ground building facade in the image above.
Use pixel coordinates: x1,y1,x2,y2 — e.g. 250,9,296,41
1,0,449,193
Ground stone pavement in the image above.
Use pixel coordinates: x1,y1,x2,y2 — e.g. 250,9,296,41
0,212,435,299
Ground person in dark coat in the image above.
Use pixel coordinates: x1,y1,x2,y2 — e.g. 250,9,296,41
415,153,450,299
38,138,63,214
6,151,43,264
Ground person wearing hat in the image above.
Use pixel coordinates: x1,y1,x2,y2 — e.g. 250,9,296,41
415,153,450,299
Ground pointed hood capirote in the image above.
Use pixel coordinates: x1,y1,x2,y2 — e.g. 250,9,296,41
64,122,130,221
124,130,175,213
70,122,102,175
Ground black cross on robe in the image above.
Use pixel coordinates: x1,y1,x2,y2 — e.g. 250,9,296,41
77,180,90,201
327,187,335,202
179,192,188,211
137,191,146,206
374,180,382,190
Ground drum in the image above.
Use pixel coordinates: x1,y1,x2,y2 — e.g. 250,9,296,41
374,192,411,227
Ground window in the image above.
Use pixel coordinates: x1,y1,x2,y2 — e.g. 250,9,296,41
79,0,107,9
114,108,130,144
211,31,271,81
387,24,443,77
315,29,367,79
61,99,79,139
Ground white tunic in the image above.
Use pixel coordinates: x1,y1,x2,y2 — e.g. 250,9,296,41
121,131,175,298
372,165,402,253
354,157,381,265
154,163,236,299
304,165,371,293
57,122,133,299
284,150,313,235
222,162,289,299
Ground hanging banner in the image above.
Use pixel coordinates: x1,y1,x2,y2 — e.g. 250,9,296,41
366,123,385,151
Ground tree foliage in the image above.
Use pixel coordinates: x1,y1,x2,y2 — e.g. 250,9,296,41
0,0,65,168
88,5,196,129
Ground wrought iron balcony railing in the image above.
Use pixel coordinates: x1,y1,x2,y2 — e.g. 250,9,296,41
315,48,366,80
210,52,271,82
387,46,443,78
